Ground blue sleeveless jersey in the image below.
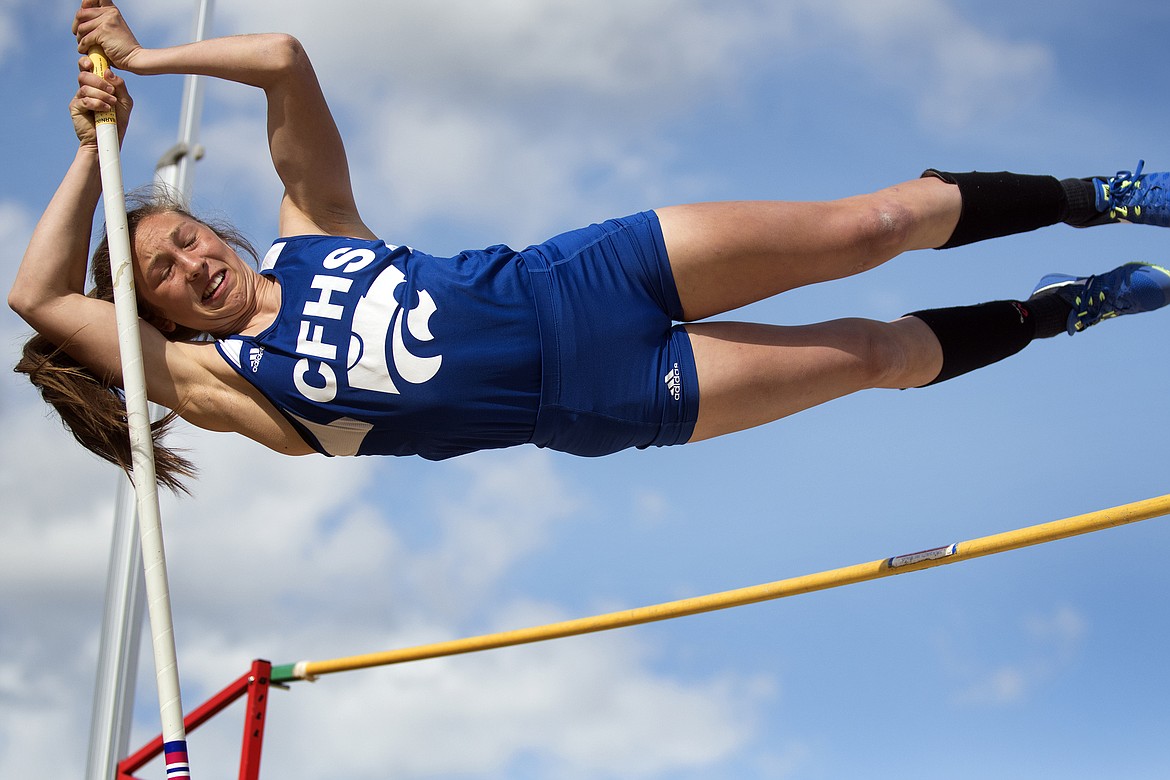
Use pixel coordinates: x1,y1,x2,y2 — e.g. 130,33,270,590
216,235,542,459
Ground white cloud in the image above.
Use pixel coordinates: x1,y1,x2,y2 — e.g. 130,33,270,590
0,377,121,610
0,426,771,777
206,0,764,109
185,0,770,243
0,200,35,291
125,0,1056,247
129,625,772,779
803,0,1054,130
254,604,772,779
354,104,609,244
1026,604,1087,646
947,604,1089,707
956,665,1028,705
154,433,578,630
184,107,283,224
415,451,583,612
0,666,96,779
0,1,19,66
633,488,670,528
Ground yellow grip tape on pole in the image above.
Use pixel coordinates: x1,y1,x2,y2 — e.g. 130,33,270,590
88,48,118,126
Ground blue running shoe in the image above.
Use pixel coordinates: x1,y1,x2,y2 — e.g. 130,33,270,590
1090,161,1170,226
1031,262,1170,334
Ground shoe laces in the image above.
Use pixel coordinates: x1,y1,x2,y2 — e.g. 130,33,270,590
1100,160,1161,218
1069,275,1120,331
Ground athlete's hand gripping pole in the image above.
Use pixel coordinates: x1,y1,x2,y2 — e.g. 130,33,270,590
88,48,191,779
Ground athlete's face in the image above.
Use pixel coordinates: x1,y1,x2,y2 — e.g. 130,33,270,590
132,211,260,337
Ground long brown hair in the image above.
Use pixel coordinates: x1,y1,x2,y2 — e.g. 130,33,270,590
14,188,258,494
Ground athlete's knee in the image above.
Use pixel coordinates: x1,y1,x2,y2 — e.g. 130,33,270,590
839,317,922,389
847,197,919,261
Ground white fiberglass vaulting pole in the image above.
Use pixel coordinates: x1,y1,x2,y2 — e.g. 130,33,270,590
87,5,214,777
87,48,190,779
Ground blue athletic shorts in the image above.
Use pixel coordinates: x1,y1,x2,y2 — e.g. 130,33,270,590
521,210,699,456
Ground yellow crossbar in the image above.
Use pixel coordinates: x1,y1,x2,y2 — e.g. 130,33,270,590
271,493,1170,684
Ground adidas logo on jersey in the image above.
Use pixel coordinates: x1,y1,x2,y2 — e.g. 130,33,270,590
249,346,265,373
664,363,682,402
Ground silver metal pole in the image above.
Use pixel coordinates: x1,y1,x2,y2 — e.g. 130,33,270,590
85,3,214,778
84,479,144,780
155,0,213,203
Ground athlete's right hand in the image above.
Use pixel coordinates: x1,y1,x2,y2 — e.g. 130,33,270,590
70,56,132,148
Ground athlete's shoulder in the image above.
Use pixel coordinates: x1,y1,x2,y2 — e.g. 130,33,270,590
174,339,315,453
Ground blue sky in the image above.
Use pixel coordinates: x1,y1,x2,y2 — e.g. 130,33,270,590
3,1,1169,777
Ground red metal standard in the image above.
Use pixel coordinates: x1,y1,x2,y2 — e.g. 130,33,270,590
238,659,272,780
117,659,274,780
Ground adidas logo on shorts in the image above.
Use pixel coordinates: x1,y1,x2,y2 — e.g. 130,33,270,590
664,363,682,402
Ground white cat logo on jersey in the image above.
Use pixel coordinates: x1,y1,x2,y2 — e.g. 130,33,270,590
348,264,442,393
290,245,442,403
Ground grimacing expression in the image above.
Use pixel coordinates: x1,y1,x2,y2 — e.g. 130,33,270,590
131,211,259,336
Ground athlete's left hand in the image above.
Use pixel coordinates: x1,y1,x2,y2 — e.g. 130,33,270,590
73,0,145,73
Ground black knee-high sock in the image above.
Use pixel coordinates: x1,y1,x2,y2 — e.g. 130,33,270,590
923,170,1103,248
909,292,1072,386
923,169,1067,248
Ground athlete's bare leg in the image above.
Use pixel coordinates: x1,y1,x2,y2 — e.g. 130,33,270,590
656,176,960,321
685,316,942,441
654,177,958,440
